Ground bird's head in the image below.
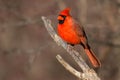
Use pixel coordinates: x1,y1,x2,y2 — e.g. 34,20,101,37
57,8,70,24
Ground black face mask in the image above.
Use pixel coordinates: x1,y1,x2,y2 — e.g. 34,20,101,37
58,15,66,24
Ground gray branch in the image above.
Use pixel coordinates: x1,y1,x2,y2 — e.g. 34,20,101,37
41,16,101,80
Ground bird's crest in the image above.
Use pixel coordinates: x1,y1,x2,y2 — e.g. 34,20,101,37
59,8,70,16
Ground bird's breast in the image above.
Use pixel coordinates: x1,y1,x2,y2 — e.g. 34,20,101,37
58,23,81,44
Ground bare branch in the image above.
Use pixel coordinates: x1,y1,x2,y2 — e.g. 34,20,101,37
56,55,82,78
41,16,89,72
41,16,101,80
56,55,100,80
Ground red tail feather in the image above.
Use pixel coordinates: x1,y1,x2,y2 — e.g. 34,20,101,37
84,49,101,67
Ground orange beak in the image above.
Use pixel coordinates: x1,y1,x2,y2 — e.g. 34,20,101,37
57,16,64,20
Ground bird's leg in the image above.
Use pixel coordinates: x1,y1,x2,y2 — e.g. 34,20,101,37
66,43,74,51
67,43,75,46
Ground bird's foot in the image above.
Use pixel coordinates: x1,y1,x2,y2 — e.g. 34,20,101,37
66,44,74,52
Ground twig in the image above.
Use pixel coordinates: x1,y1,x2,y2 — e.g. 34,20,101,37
56,55,82,78
41,16,101,80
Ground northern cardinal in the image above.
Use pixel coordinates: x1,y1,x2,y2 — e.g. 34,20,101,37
57,8,101,67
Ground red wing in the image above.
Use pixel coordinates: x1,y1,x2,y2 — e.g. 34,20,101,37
72,19,87,38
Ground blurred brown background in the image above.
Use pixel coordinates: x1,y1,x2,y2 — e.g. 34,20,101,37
0,0,120,80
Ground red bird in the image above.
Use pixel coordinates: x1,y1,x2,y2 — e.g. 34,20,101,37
57,8,101,67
